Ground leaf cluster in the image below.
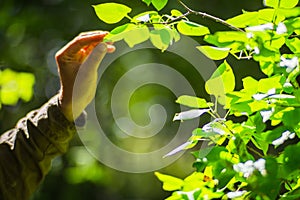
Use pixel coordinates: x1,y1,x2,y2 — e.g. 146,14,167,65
94,0,300,199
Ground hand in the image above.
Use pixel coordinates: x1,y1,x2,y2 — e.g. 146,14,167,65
55,31,115,121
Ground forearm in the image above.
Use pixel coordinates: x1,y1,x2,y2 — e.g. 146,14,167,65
0,95,81,200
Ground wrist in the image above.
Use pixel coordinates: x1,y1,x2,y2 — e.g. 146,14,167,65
58,91,74,121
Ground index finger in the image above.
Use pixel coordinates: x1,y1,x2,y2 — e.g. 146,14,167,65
56,31,108,57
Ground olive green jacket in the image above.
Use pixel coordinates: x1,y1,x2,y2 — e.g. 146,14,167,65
0,95,82,200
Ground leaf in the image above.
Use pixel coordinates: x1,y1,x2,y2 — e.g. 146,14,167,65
197,46,230,60
164,141,197,157
155,172,184,191
123,25,150,47
173,109,209,121
132,11,158,23
257,76,282,93
93,3,131,24
150,29,171,51
142,0,152,6
171,9,183,17
106,24,150,47
286,38,300,54
177,20,210,36
264,0,279,8
176,95,213,108
282,143,300,176
279,0,299,8
205,60,235,105
151,0,168,11
226,11,259,28
192,128,218,137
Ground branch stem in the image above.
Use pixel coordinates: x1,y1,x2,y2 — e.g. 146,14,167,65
179,1,244,32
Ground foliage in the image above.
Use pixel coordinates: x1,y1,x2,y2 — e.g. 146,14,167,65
0,69,35,109
94,0,300,199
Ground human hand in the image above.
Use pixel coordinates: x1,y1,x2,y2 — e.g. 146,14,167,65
55,31,115,121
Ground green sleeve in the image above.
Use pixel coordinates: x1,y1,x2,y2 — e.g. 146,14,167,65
0,95,82,200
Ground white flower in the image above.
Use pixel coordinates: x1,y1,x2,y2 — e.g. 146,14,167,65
247,32,254,39
283,82,293,88
173,109,209,121
253,88,276,100
276,22,287,34
260,109,274,123
279,56,299,73
246,23,274,31
263,0,268,6
254,158,267,176
272,130,296,146
246,44,252,50
202,118,226,135
233,159,266,178
227,190,247,199
136,14,150,22
254,47,260,54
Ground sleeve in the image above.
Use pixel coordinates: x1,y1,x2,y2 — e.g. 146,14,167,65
0,94,85,200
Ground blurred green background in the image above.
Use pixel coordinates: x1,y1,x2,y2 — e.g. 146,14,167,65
0,0,266,199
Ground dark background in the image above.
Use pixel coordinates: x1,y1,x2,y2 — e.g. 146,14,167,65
0,0,266,199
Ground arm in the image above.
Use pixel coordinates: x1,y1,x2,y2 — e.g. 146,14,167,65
0,31,114,200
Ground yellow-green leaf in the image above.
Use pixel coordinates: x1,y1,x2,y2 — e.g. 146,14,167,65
155,172,184,191
205,60,235,105
176,95,214,108
93,3,131,24
280,0,299,8
152,0,168,11
197,46,230,60
150,29,171,51
226,12,259,28
177,20,210,36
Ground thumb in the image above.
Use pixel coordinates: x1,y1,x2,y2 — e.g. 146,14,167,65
82,43,107,71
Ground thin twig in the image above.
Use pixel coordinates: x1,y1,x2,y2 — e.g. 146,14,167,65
179,1,244,32
247,146,264,158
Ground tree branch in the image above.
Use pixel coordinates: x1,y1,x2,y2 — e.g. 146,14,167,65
179,1,244,32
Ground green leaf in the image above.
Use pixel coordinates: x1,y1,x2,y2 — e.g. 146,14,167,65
106,24,150,47
105,24,130,42
171,9,183,17
142,0,152,6
286,38,300,54
279,0,299,8
258,75,282,93
226,11,259,28
176,95,213,108
283,143,300,176
123,25,150,47
93,3,131,24
151,0,168,11
155,172,184,191
150,29,171,51
197,46,230,60
264,0,279,8
205,60,235,105
282,108,300,127
177,20,210,36
192,128,218,137
278,7,300,18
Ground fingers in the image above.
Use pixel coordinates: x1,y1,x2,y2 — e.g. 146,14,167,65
107,44,116,53
56,31,108,61
81,43,108,71
70,31,108,53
